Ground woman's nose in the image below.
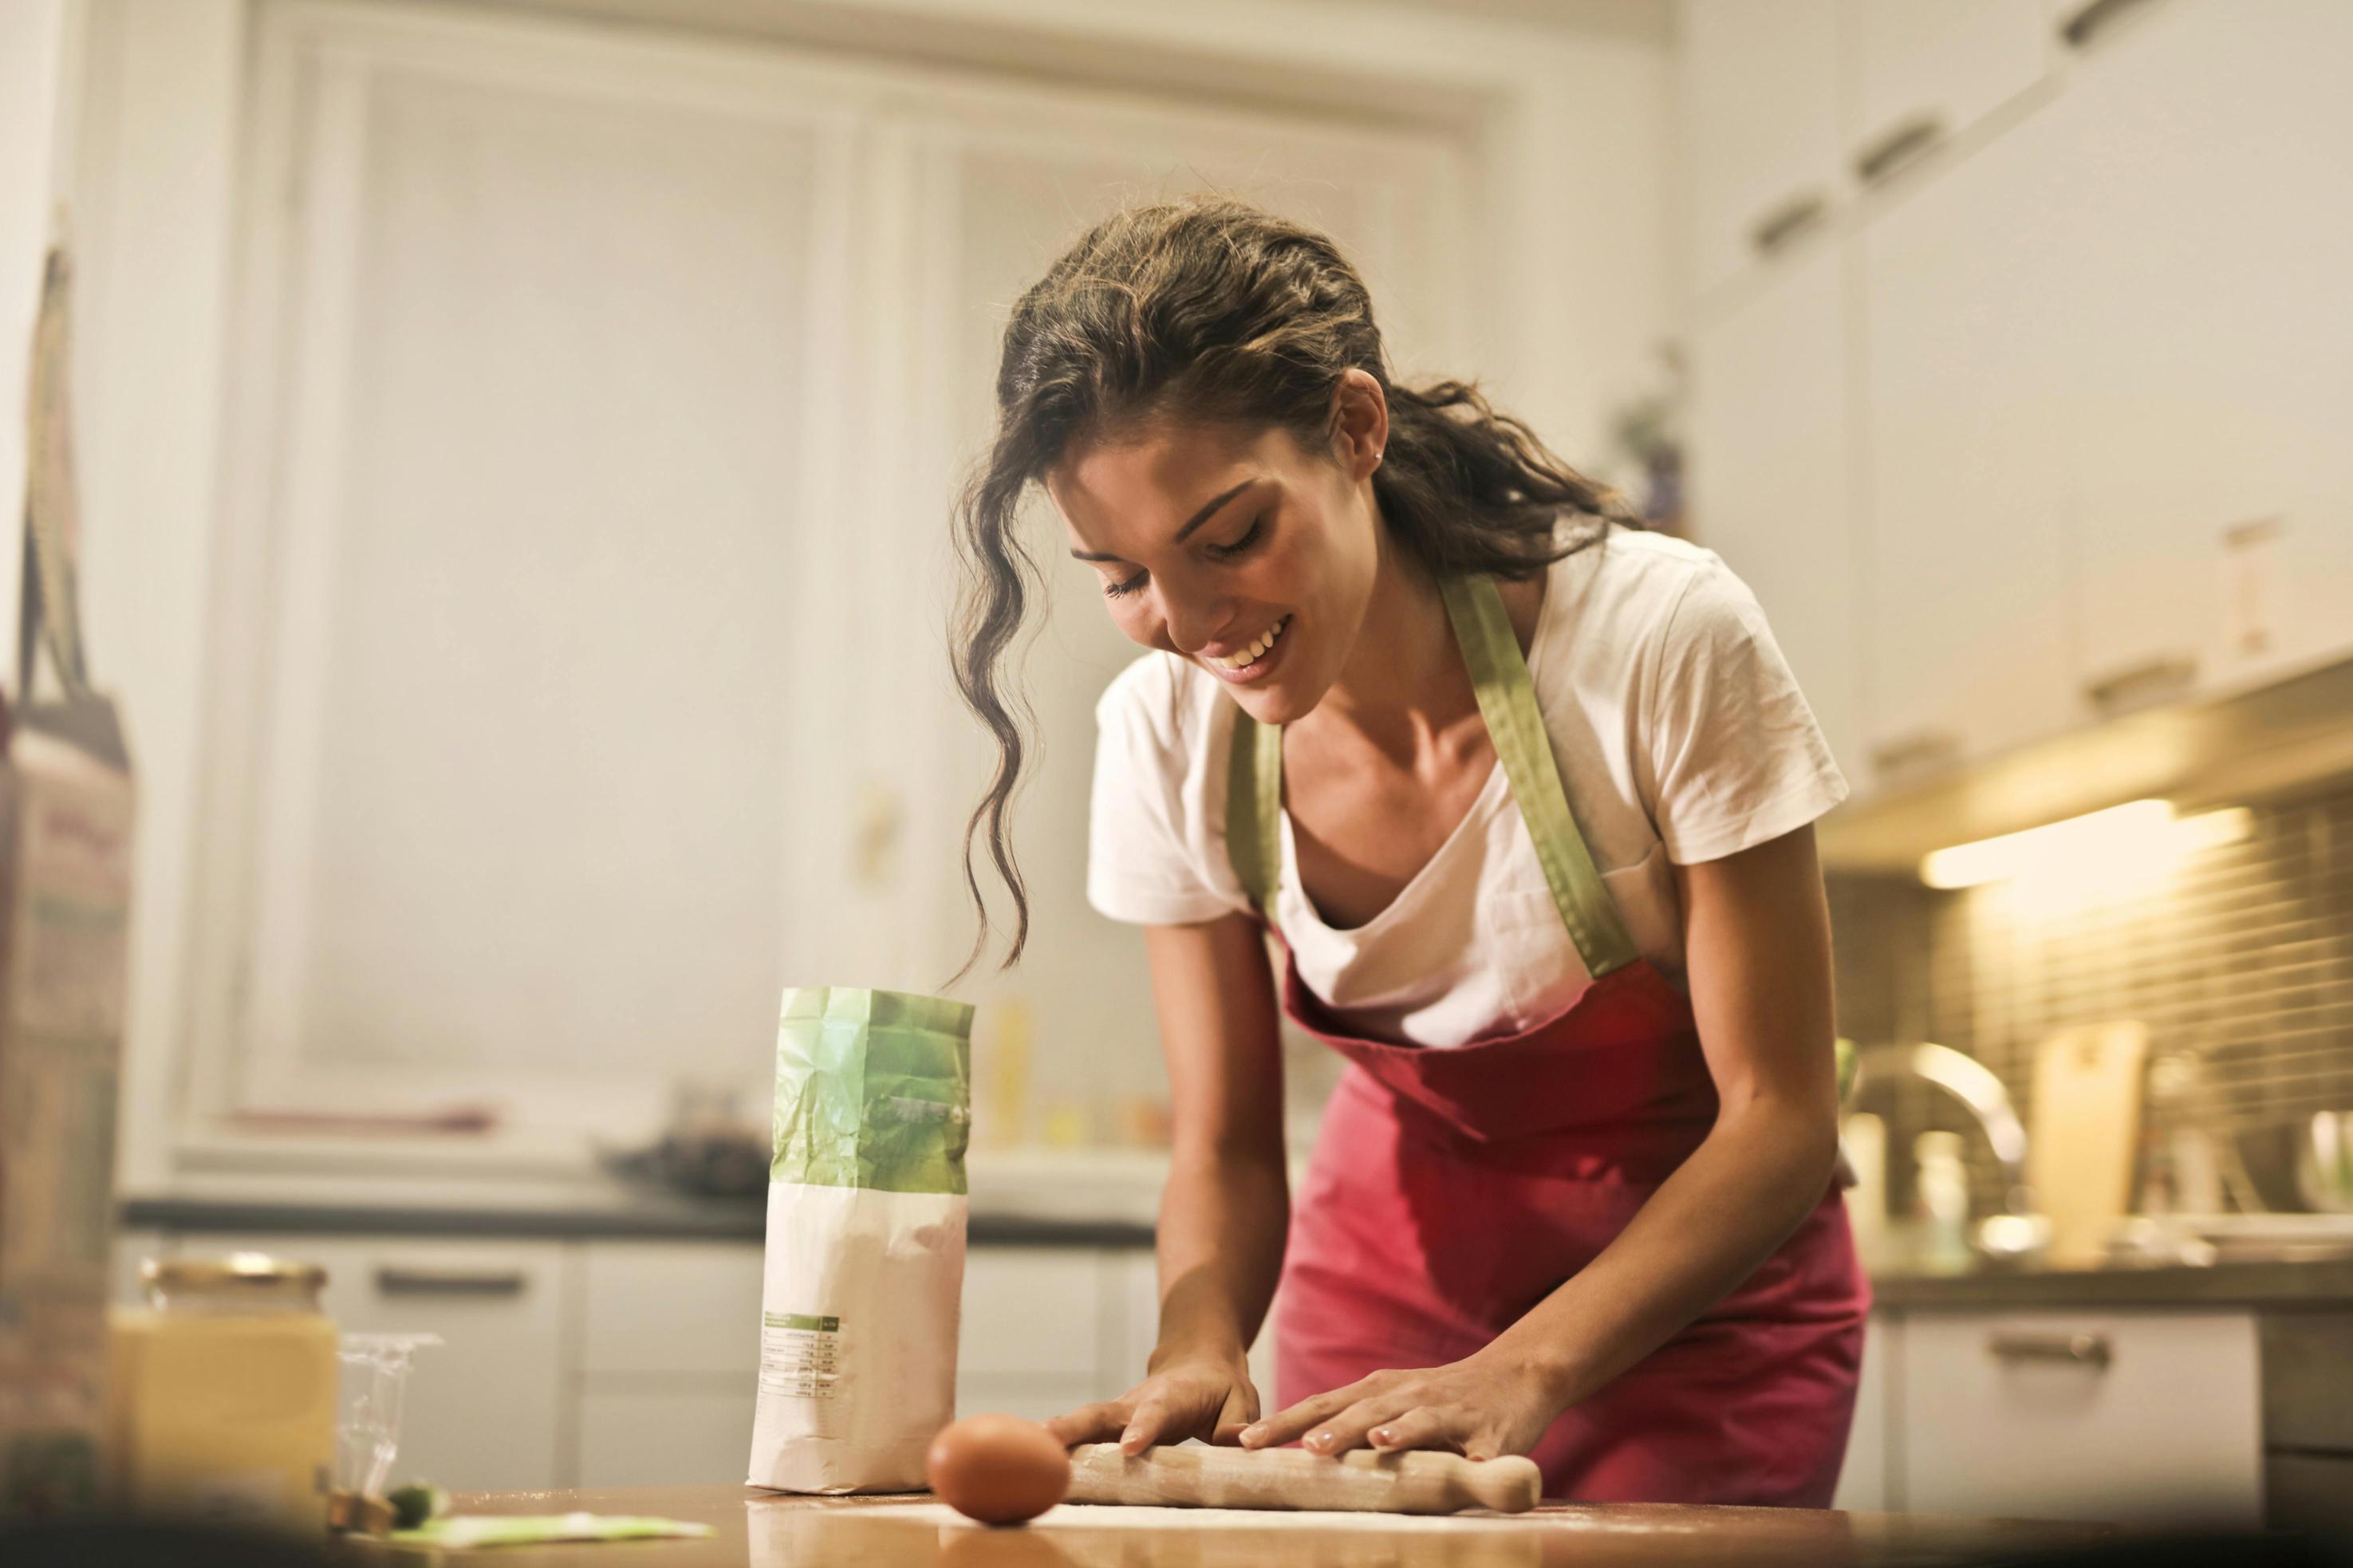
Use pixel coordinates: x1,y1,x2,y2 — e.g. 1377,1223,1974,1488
1159,592,1233,656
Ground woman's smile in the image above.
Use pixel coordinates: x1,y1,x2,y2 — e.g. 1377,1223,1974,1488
1198,613,1293,684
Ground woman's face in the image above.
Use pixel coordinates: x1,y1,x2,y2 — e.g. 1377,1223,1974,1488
1045,374,1388,726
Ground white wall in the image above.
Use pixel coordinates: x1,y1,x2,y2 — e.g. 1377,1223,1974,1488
1,0,81,660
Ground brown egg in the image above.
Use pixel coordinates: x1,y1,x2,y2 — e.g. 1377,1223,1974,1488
925,1413,1072,1526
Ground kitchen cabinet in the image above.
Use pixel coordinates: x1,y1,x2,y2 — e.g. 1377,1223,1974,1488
1896,1308,2261,1526
211,1233,571,1492
1831,1314,1895,1511
574,1242,764,1486
957,1246,1117,1423
1858,92,2078,780
1841,1,2048,193
1686,241,1862,777
1677,0,1844,301
2062,0,2353,704
577,1389,757,1488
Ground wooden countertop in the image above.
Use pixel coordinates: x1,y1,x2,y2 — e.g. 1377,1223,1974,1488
341,1483,2119,1566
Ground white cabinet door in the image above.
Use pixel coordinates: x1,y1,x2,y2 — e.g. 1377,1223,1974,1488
1687,242,1862,779
1858,93,2078,780
1842,0,2048,191
579,1241,763,1378
576,1389,756,1488
201,1234,570,1492
1677,0,1845,300
2063,0,2353,699
956,1247,1108,1424
1898,1309,2260,1526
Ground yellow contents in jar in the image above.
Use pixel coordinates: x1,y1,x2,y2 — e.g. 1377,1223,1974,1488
106,1254,338,1534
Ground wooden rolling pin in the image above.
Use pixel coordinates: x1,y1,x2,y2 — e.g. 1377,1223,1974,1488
1064,1443,1541,1515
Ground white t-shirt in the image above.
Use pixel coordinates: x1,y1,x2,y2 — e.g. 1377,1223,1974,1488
1085,528,1847,1049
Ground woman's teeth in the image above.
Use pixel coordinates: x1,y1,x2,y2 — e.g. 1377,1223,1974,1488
1210,616,1290,671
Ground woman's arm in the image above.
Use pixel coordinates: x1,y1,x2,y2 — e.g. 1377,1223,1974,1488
1240,822,1842,1460
1044,912,1291,1453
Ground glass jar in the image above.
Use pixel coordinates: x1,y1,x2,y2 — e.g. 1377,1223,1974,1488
108,1253,340,1533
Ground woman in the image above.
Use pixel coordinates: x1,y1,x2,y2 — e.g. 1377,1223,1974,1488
949,198,1866,1505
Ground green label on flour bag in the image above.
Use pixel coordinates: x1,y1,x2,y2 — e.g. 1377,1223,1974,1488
771,987,972,1196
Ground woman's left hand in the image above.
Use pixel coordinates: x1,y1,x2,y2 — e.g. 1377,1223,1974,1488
1235,1347,1564,1463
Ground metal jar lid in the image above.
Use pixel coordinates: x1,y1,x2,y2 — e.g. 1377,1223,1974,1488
143,1251,328,1305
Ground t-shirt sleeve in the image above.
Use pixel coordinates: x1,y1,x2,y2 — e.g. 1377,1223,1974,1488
1640,556,1850,865
1087,659,1235,925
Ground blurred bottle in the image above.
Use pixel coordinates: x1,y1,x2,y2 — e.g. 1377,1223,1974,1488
1914,1131,1973,1274
978,998,1032,1150
107,1255,339,1535
1842,1112,1888,1272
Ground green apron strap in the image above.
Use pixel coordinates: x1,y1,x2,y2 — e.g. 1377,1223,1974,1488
1221,574,1639,978
1226,707,1283,916
1439,573,1640,977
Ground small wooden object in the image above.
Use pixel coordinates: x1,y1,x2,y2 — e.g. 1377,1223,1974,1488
1064,1443,1541,1515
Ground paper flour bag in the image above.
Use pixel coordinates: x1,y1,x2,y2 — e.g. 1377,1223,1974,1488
747,986,972,1493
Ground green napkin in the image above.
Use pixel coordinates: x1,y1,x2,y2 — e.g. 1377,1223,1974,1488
387,1512,715,1549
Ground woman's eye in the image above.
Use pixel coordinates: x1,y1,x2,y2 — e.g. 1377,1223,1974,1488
1105,569,1147,600
1207,518,1263,560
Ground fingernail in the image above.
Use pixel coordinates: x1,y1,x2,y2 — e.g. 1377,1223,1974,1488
1371,1427,1395,1444
1239,1424,1263,1446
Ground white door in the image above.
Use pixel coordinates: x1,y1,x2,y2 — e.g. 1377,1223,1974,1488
1677,0,1846,301
1858,91,2078,781
196,5,1479,1144
1686,242,1862,779
2063,0,2353,700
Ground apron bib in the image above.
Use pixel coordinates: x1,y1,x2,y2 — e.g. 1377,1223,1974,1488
1228,573,1867,1506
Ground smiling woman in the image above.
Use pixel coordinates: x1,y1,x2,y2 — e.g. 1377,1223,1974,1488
950,198,1638,970
945,195,1865,1506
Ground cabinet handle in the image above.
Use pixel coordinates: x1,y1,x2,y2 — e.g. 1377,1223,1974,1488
1748,189,1829,258
2082,652,2197,715
375,1266,528,1298
2059,0,2160,50
1868,729,1961,778
1987,1330,2113,1369
1853,112,1947,187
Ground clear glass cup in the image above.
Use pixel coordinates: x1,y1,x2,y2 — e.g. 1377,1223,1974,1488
335,1332,443,1499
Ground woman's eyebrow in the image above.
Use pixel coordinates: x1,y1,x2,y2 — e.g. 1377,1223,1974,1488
1068,479,1256,563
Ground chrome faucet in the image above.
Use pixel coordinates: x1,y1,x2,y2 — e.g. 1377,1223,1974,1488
1848,1042,2048,1256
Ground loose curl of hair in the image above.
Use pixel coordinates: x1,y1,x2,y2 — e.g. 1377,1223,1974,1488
948,195,1641,979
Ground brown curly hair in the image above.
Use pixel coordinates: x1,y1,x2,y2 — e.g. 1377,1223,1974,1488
949,195,1639,979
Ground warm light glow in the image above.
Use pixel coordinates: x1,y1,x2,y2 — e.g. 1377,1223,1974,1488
1920,801,2174,890
1918,802,2252,898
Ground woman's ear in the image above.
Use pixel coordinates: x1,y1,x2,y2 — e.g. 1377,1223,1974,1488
1326,368,1389,481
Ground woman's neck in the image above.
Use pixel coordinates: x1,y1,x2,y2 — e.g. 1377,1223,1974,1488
1304,527,1480,766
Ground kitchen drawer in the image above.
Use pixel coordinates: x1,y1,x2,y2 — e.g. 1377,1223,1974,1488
193,1232,570,1492
2259,1312,2353,1453
576,1385,757,1487
580,1240,763,1376
1898,1309,2260,1526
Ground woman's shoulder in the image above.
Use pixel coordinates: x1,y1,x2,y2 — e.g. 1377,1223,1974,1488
1541,523,1735,643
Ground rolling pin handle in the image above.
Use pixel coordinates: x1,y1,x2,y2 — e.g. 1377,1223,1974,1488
1462,1454,1541,1514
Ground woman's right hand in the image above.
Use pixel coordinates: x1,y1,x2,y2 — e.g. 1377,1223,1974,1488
1041,1349,1261,1455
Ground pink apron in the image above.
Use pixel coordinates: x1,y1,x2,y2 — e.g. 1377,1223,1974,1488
1227,573,1868,1506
